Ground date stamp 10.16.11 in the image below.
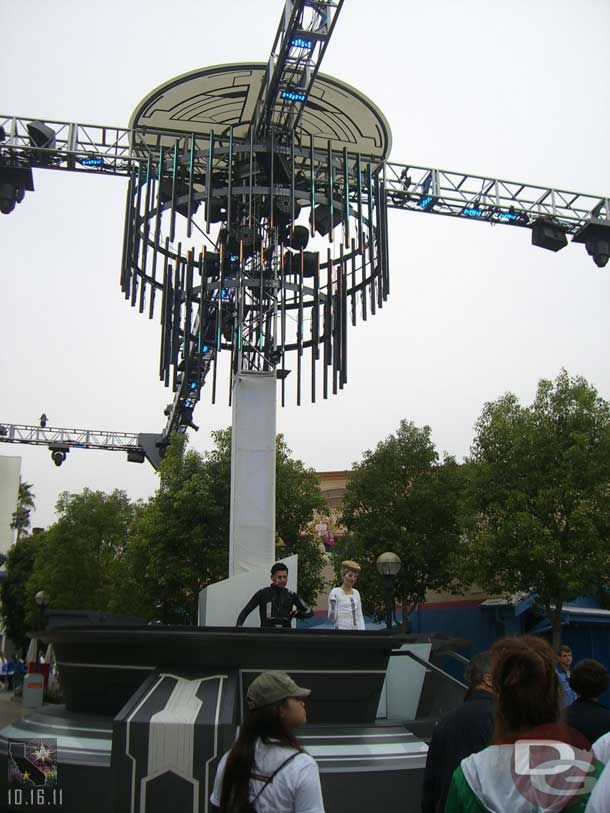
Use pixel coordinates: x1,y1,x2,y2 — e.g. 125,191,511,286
7,738,63,807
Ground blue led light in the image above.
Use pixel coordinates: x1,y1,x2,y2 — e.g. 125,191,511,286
190,382,197,390
281,90,307,102
79,157,104,167
291,37,313,49
229,255,239,262
498,211,519,222
418,195,434,209
462,207,486,218
202,344,209,353
221,288,229,298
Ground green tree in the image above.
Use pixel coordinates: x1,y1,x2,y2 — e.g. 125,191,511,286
119,429,327,622
26,489,138,625
10,480,35,541
340,420,464,630
113,434,230,624
463,370,610,650
0,533,42,651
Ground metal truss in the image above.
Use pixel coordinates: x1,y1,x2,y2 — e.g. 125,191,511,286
251,0,344,138
0,115,172,176
0,422,141,451
0,423,166,468
384,162,610,234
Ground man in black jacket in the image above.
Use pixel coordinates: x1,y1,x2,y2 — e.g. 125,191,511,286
236,562,314,628
421,651,495,813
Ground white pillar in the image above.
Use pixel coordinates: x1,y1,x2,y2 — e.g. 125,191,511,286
229,370,276,576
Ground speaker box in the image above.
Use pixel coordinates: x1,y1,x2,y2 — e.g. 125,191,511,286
531,220,568,252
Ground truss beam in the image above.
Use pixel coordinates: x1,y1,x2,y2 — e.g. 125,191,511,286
251,0,344,138
0,422,142,452
383,162,610,234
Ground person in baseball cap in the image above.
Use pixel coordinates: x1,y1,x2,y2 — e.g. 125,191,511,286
210,671,324,812
246,671,311,710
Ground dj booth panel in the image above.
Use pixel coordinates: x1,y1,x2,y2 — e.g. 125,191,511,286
44,626,400,724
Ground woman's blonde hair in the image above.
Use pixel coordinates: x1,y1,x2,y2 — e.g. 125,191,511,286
341,560,361,576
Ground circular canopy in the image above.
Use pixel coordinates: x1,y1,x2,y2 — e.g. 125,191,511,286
129,63,392,160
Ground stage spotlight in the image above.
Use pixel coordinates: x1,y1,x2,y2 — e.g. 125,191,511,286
269,349,282,365
572,218,610,269
27,120,56,164
531,218,568,252
206,196,227,223
311,204,342,237
284,250,318,277
0,166,34,214
284,225,309,250
274,195,301,226
159,179,201,219
0,184,16,214
49,445,69,467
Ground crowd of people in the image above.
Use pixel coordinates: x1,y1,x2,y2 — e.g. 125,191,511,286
209,639,610,811
228,561,610,811
423,638,610,812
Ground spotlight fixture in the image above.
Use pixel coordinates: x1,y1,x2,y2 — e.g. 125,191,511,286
531,218,568,252
0,166,34,214
311,204,342,237
269,349,282,366
27,120,56,164
572,218,610,269
283,224,309,250
283,250,319,277
49,445,69,467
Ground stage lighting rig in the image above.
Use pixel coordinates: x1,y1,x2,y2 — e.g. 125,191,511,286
0,166,34,214
49,445,69,467
572,218,610,269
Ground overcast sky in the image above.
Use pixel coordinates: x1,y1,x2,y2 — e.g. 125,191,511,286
1,0,609,529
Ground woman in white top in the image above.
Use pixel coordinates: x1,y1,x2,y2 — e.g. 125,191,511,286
210,671,324,812
327,560,365,630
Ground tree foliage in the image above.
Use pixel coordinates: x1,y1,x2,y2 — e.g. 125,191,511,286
102,429,326,621
0,534,42,651
339,420,464,629
463,370,610,649
10,480,35,541
27,489,139,625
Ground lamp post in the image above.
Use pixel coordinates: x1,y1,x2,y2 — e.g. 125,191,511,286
376,552,401,631
35,590,50,630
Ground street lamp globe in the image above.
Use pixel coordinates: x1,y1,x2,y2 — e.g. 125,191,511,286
35,590,50,608
376,552,401,577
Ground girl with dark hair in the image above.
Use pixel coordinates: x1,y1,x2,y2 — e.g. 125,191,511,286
210,671,324,813
445,636,603,812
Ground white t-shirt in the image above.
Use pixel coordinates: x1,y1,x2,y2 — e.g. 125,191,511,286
593,730,610,765
210,739,324,812
327,587,365,630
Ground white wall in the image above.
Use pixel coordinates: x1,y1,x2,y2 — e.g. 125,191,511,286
0,456,21,554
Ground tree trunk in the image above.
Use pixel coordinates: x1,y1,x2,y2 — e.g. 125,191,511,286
549,601,563,652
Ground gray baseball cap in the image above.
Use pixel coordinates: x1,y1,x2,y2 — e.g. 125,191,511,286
246,671,311,710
